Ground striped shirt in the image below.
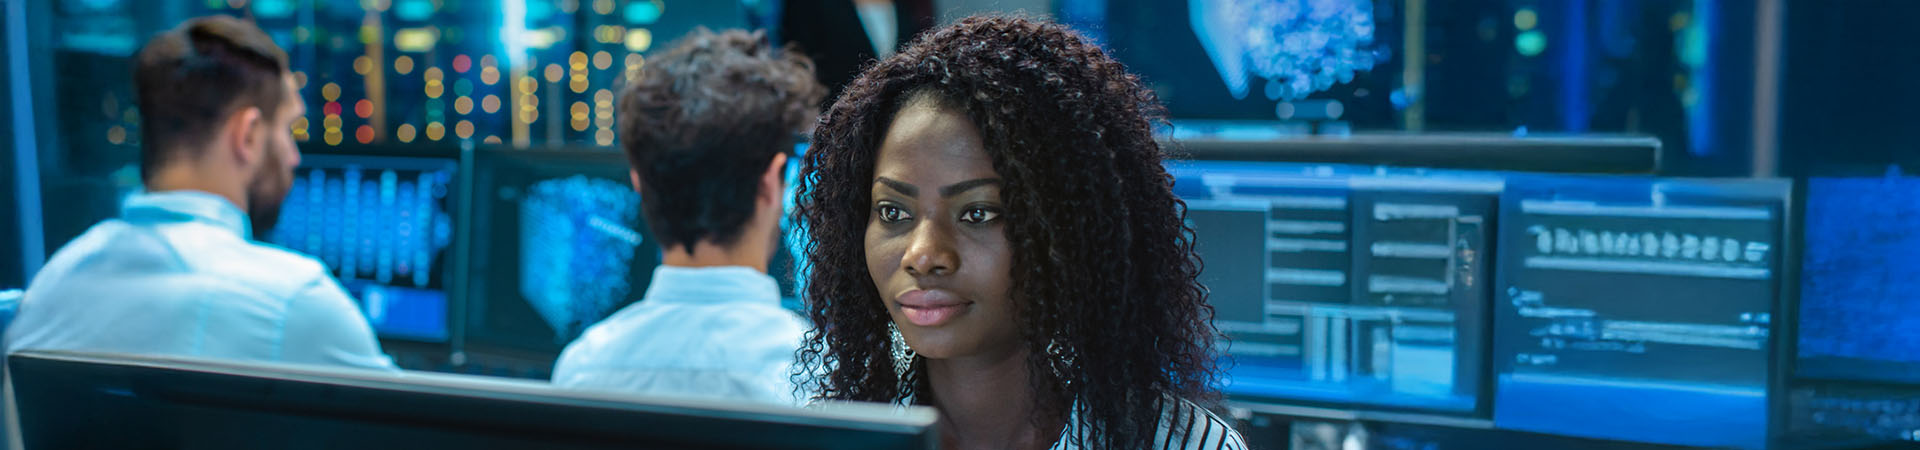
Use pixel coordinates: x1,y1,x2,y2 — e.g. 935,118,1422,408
1048,396,1249,450
890,394,1249,450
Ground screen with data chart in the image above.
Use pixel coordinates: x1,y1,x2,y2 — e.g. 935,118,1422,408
1491,176,1787,449
465,148,660,358
1174,161,1495,414
266,153,459,342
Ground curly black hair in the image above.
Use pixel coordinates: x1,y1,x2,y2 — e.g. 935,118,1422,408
617,27,824,252
794,16,1224,449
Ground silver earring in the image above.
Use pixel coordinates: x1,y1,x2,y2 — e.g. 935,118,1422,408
889,322,916,377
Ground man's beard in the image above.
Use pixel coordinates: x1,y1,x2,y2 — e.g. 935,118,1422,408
245,146,293,238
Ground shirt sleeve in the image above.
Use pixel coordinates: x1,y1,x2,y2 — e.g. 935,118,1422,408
279,278,399,372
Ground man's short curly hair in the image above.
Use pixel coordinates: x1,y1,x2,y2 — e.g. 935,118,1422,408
794,16,1224,450
617,27,824,252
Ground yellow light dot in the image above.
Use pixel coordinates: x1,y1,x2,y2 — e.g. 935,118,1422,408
593,51,612,70
596,128,614,146
323,115,343,129
625,53,645,82
483,135,502,144
425,122,446,141
570,101,589,117
321,83,340,102
626,29,653,53
518,77,539,94
395,55,415,75
482,95,501,113
353,56,373,75
521,109,538,123
593,0,615,15
325,129,343,145
455,120,474,139
358,25,379,45
569,52,588,70
426,81,444,99
545,64,565,83
424,67,443,82
106,125,126,145
1514,9,1539,31
570,79,588,94
594,89,614,104
397,123,417,142
481,66,500,85
454,97,473,115
292,116,309,133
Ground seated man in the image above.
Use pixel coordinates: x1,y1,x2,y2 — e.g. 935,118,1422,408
550,28,825,404
4,15,394,371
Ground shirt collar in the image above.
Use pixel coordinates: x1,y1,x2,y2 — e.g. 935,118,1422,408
120,190,253,240
640,265,782,306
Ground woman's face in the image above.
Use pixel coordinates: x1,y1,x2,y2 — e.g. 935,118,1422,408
865,103,1020,360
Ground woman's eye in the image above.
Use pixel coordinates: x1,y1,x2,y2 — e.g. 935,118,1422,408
960,207,1001,224
876,204,912,223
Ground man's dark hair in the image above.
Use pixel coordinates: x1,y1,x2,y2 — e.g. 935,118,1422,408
617,27,825,252
133,15,291,181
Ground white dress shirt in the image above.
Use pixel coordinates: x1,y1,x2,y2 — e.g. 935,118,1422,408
551,265,809,405
3,190,396,370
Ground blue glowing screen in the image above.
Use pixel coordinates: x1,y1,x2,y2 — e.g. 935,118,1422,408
1171,161,1494,414
517,174,644,340
1491,175,1784,449
466,150,661,355
1799,175,1920,385
267,155,457,342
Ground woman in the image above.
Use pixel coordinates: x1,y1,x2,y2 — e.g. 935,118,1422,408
794,16,1246,450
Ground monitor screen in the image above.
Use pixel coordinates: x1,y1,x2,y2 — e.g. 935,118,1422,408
1079,0,1393,123
1798,174,1920,385
465,148,661,358
1490,176,1786,449
266,153,459,342
9,351,940,450
1174,161,1494,414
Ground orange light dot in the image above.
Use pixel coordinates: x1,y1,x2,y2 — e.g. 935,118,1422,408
397,124,417,143
355,125,375,144
354,99,374,118
395,56,415,75
482,95,501,113
425,122,446,141
544,64,564,83
593,51,612,70
455,120,474,139
454,97,473,115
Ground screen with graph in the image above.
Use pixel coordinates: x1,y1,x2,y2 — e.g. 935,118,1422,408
1490,175,1786,449
266,153,459,342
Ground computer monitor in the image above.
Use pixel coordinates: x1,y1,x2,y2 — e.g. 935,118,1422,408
1490,175,1788,449
464,147,661,364
265,144,463,343
1798,170,1920,384
1172,161,1496,414
9,350,940,450
1788,166,1920,444
1079,0,1392,123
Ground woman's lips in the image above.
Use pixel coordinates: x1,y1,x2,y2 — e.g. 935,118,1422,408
898,289,970,327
